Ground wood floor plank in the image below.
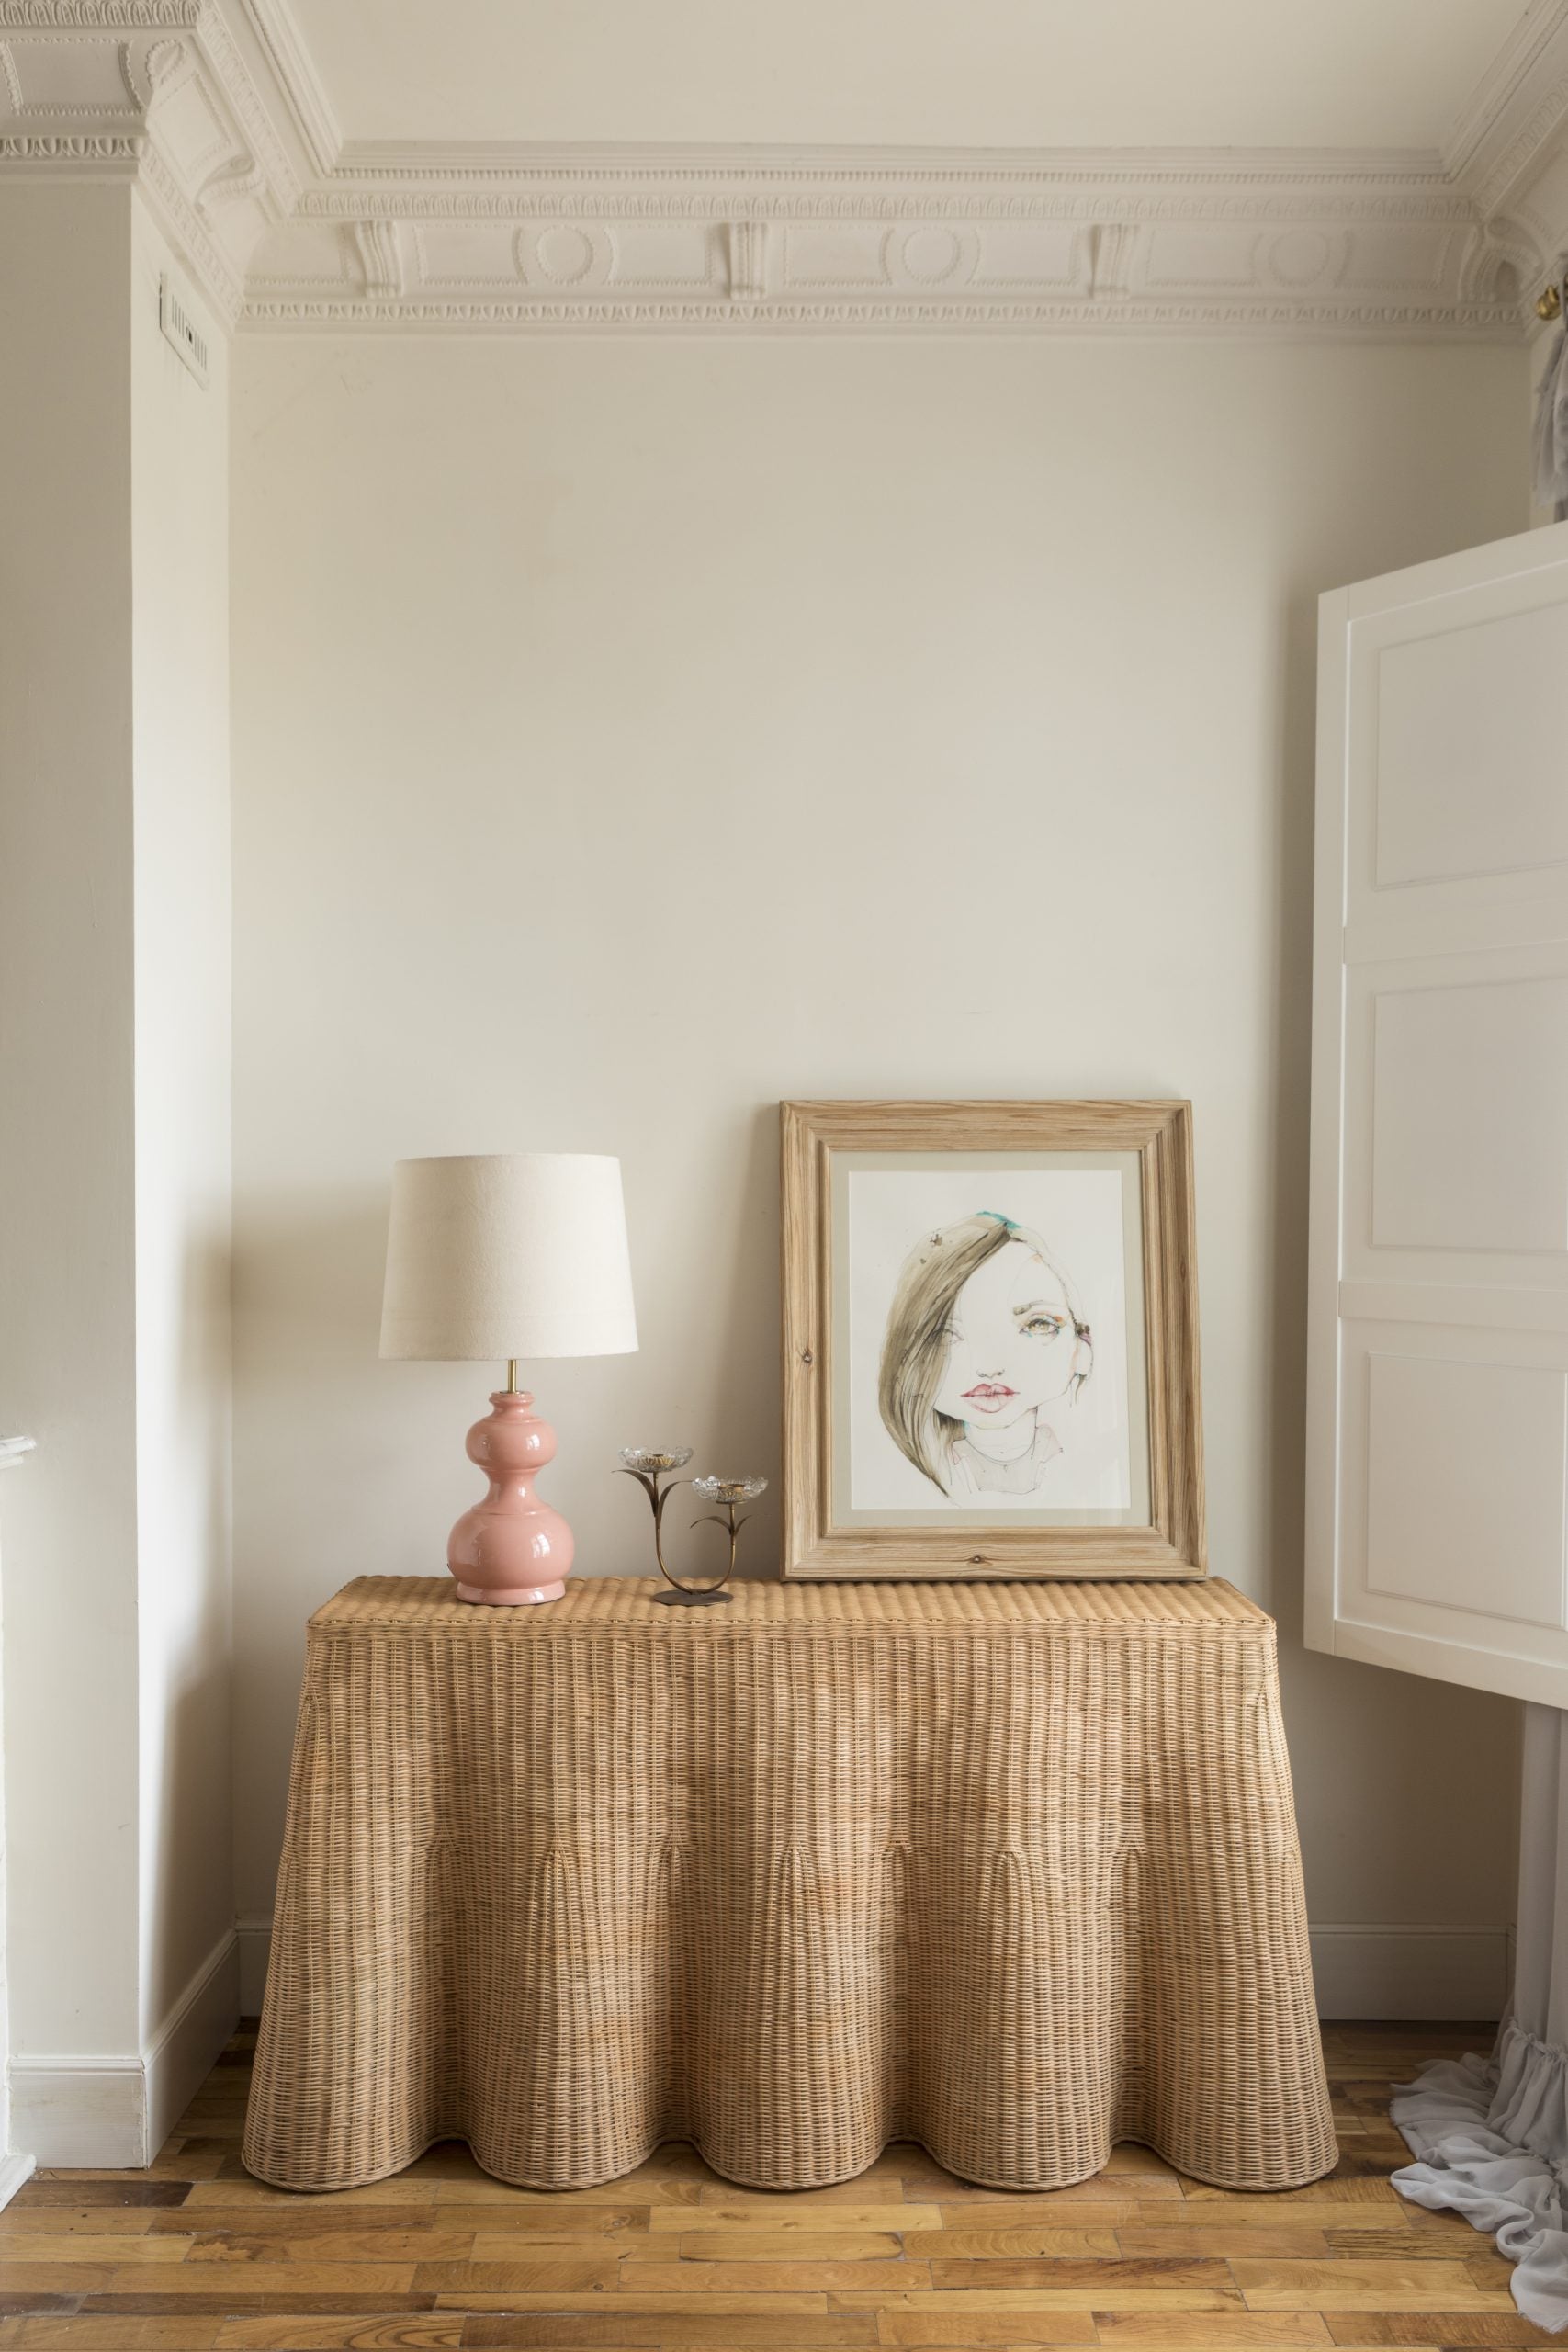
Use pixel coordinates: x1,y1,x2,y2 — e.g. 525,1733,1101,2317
14,2180,190,2210
0,2236,192,2266
0,2265,121,2296
694,2188,952,2214
615,2232,905,2262
159,2207,647,2240
1322,2317,1560,2346
898,2230,1123,2260
408,2255,624,2292
93,2262,422,2296
214,2323,463,2348
10,2320,230,2347
184,2231,481,2266
1115,2232,1333,2259
1244,2291,1512,2316
926,2201,1146,2220
830,2288,1243,2312
79,2297,441,2319
1232,2262,1483,2295
1319,2156,1412,2186
1319,2228,1485,2256
607,2258,933,2290
432,2290,833,2313
872,2318,1101,2347
0,2210,159,2237
654,2204,943,2234
457,2317,884,2347
923,2260,1234,2292
1153,2205,1404,2233
1094,2316,1335,2346
926,2191,1170,2229
186,2179,701,2211
1180,2187,1404,2210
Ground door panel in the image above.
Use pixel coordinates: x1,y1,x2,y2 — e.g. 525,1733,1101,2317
1370,596,1568,891
1307,518,1568,1704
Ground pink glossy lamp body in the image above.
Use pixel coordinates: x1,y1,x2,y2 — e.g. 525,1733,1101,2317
448,1390,573,1606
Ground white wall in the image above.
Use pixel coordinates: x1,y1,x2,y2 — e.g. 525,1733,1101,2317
0,184,235,2164
129,197,237,2137
231,333,1528,2007
0,183,143,2104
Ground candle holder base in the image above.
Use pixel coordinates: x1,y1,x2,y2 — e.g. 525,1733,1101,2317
651,1587,733,1608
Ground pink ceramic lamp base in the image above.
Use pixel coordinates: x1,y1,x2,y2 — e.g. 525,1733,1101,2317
447,1388,574,1607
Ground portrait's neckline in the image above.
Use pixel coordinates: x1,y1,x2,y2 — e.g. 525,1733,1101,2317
950,1419,1063,1496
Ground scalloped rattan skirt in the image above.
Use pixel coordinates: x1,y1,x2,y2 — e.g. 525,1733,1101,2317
243,1576,1336,2194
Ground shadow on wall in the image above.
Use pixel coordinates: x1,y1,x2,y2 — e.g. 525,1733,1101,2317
142,1220,234,2040
144,1661,231,2032
1263,582,1321,1646
233,1186,389,1382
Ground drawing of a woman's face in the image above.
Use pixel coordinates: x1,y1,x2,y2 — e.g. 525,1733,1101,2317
876,1213,1093,1496
932,1240,1084,1431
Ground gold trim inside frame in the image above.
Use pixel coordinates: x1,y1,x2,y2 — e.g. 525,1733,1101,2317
780,1099,1206,1581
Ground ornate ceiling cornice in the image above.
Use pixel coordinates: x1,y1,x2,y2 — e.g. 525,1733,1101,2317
0,0,290,319
3,0,1567,338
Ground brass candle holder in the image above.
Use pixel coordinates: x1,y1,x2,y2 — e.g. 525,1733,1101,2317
616,1448,768,1606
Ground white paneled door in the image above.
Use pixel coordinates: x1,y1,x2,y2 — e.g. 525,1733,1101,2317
1307,519,1568,1706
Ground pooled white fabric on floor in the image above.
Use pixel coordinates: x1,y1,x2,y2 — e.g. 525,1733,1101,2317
1393,2021,1568,2331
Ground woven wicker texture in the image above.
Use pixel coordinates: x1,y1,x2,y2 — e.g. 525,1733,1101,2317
243,1576,1336,2196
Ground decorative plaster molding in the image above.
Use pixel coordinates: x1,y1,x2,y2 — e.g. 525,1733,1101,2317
242,296,1527,341
0,0,296,322
1449,0,1568,211
221,0,334,178
3,0,1567,339
0,127,139,155
727,217,765,302
243,150,1523,338
1444,0,1568,311
1446,1,1568,183
0,2,201,24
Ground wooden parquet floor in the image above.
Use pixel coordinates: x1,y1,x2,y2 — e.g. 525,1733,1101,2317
0,2020,1536,2352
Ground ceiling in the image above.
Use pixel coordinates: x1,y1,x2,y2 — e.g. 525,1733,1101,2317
291,0,1529,153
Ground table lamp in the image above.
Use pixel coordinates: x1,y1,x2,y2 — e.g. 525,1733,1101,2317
379,1152,637,1605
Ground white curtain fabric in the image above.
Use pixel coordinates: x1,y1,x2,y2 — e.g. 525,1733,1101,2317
1392,1705,1568,2331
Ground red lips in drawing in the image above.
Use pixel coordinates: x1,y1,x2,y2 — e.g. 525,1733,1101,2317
962,1382,1016,1413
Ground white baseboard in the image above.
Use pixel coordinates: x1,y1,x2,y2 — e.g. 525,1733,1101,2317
1311,1924,1510,2021
9,1928,240,2168
233,1911,1508,2030
0,2152,36,2210
8,2058,147,2169
146,1928,240,2157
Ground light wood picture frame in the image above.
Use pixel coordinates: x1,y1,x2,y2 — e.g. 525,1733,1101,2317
781,1100,1205,1580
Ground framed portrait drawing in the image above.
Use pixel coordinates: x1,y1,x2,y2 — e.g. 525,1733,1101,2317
780,1100,1204,1580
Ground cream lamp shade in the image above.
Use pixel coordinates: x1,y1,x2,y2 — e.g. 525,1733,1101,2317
379,1153,638,1363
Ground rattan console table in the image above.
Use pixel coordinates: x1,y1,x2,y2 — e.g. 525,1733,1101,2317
243,1575,1336,2195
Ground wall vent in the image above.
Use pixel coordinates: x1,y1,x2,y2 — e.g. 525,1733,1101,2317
159,273,209,388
